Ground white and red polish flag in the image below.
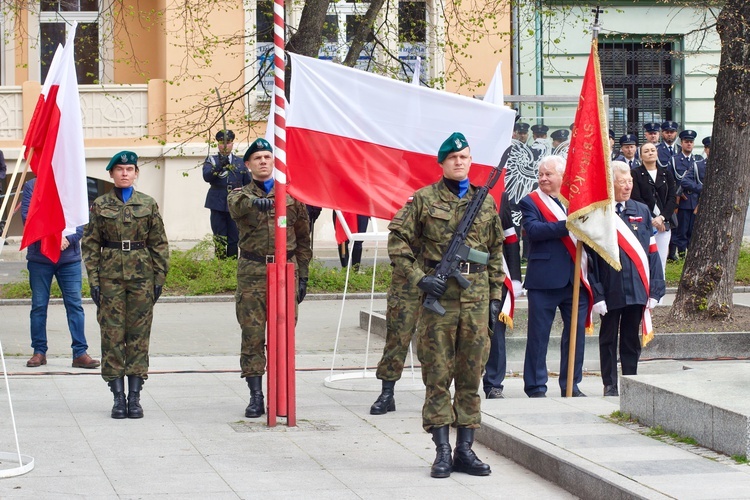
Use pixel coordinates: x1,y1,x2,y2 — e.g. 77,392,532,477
21,25,88,263
285,53,516,219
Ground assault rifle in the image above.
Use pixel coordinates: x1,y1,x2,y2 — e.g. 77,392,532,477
422,146,512,316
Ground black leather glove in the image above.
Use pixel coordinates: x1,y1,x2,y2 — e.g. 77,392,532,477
217,154,230,168
298,277,308,303
489,299,502,333
417,275,447,298
307,205,322,223
90,286,100,307
252,197,274,212
154,285,163,304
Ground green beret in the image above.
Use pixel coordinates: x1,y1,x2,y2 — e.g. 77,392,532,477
244,138,273,161
437,132,469,163
106,151,138,171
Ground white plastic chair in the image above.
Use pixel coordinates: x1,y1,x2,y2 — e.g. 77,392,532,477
324,210,419,390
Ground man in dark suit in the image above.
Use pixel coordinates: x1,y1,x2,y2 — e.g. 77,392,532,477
616,134,640,169
203,129,252,258
519,155,588,398
588,161,665,396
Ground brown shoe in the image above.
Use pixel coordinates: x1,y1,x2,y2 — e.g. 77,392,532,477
26,353,47,367
72,353,101,369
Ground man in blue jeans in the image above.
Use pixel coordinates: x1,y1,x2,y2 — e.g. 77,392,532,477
22,179,100,369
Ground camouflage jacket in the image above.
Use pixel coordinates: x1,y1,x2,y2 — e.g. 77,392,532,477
227,181,312,278
82,190,170,287
388,178,505,302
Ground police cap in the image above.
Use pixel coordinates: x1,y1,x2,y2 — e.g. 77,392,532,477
531,124,549,135
244,138,273,161
679,129,697,141
661,121,679,131
437,132,469,163
514,122,530,133
619,134,638,146
643,122,661,133
608,129,615,139
106,151,138,172
216,129,235,142
702,136,711,147
550,129,569,141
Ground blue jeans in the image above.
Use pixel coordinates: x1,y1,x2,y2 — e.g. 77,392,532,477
28,260,88,358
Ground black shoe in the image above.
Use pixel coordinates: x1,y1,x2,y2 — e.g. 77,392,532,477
245,376,265,418
486,387,504,399
108,378,127,419
528,391,546,398
453,428,491,476
430,426,452,478
370,380,396,415
562,389,587,397
127,375,144,418
604,385,619,397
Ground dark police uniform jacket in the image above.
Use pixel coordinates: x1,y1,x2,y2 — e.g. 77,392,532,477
202,154,251,212
679,158,706,211
657,142,680,167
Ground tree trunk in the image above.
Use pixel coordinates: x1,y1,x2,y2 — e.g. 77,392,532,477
669,2,750,321
285,0,331,97
342,0,387,68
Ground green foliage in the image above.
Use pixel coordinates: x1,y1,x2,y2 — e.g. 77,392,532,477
307,261,391,294
0,270,91,299
731,454,749,465
164,238,238,295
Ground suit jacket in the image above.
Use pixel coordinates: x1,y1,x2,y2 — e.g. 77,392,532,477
657,142,680,166
630,165,677,222
203,154,252,212
518,193,574,290
588,199,665,310
615,155,641,170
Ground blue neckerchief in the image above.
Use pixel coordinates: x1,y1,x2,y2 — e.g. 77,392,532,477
263,178,275,193
458,178,469,199
122,187,134,203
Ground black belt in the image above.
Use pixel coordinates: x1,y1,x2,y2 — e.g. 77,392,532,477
102,240,147,251
240,251,276,263
424,259,486,274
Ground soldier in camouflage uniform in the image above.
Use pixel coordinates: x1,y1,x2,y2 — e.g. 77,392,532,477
370,202,422,415
227,138,312,419
82,151,169,420
389,132,505,479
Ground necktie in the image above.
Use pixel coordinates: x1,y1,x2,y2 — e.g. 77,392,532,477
616,202,623,216
629,160,633,169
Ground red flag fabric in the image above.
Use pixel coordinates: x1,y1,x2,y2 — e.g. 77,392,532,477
560,40,620,270
20,25,88,263
285,53,516,219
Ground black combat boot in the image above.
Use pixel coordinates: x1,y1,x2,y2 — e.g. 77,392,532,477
245,376,265,418
108,378,127,419
453,427,491,476
126,375,144,419
370,380,396,415
430,426,452,478
667,244,679,262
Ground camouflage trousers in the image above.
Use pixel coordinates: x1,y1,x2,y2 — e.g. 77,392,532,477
376,273,421,381
417,298,490,432
236,271,297,378
97,278,154,381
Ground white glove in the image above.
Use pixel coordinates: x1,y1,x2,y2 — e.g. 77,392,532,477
592,300,608,316
647,298,658,310
512,280,524,298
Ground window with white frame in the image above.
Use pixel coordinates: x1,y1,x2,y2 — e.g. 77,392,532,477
40,0,100,84
398,0,427,83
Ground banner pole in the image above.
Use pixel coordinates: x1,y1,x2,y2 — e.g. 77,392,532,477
565,241,583,398
0,147,32,247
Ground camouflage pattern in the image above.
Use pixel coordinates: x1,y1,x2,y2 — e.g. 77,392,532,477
388,179,505,432
82,190,170,382
376,204,422,381
228,181,311,377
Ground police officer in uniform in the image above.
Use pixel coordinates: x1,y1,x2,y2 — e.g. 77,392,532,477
609,129,619,161
674,130,704,256
82,151,170,419
702,136,711,158
203,129,251,259
657,121,680,166
643,122,661,145
227,138,312,419
389,132,504,479
512,122,530,144
616,134,640,169
550,129,569,149
370,202,421,415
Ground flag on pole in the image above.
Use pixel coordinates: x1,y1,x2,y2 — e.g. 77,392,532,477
285,53,515,219
20,24,88,263
483,61,504,105
560,40,621,271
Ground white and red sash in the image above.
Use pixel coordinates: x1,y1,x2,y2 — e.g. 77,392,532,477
498,225,518,327
528,189,594,330
615,213,656,345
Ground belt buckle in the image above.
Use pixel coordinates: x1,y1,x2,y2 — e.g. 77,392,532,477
460,262,470,275
265,255,275,264
121,240,131,252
